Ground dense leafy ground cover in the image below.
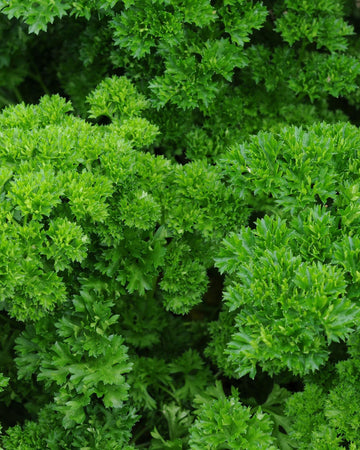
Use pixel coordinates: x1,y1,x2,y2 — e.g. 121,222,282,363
0,0,360,448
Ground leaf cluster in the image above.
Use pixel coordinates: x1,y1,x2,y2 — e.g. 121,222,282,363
1,1,360,448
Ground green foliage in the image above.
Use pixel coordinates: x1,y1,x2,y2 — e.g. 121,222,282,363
0,374,9,391
274,0,354,52
2,403,138,449
284,337,360,448
160,240,209,314
0,87,245,446
0,0,357,162
0,0,69,34
0,16,29,106
215,215,358,377
87,75,149,122
211,123,360,379
189,381,277,449
0,0,118,34
1,2,360,448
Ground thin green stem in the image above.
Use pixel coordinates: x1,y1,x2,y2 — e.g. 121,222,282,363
159,384,179,403
131,424,152,444
29,56,51,95
29,72,50,96
13,87,23,103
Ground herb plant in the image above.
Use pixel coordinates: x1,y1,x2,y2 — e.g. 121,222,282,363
0,1,360,449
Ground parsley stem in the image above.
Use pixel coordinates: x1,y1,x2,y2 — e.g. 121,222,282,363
13,87,23,103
